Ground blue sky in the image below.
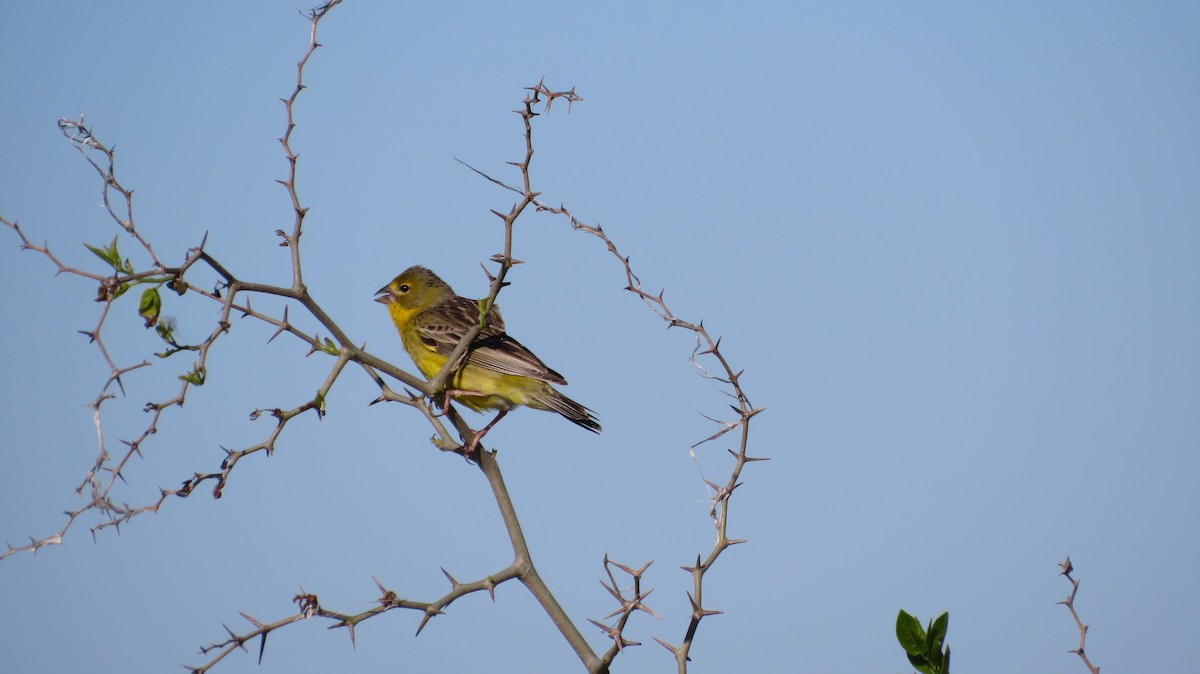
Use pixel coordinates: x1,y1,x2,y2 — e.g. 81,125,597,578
2,2,1198,673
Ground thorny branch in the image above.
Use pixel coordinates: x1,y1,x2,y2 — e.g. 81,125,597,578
589,557,661,660
1059,557,1101,674
459,86,764,673
57,116,164,269
0,0,385,561
190,572,522,674
565,202,765,674
3,3,764,673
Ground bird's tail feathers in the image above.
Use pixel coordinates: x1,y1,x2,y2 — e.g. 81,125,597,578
537,390,601,434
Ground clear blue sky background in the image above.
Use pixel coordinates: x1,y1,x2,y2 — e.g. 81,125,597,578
2,2,1197,673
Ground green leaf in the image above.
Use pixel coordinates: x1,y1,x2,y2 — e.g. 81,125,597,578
138,287,162,328
896,610,927,657
926,612,949,672
928,612,949,650
83,242,112,266
83,236,136,275
320,337,339,356
155,320,174,343
179,363,206,386
153,318,199,358
84,236,121,270
907,653,934,674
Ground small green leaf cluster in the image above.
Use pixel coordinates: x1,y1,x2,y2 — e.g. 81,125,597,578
896,610,951,674
138,287,162,327
86,236,201,375
84,236,136,276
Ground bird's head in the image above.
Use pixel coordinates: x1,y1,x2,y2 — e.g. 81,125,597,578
374,266,454,312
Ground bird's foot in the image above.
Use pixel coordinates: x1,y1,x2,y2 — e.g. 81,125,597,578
431,388,484,417
461,410,507,454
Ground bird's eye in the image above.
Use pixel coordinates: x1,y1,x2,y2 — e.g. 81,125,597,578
398,283,410,293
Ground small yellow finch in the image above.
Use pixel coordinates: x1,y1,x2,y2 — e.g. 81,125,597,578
375,266,601,440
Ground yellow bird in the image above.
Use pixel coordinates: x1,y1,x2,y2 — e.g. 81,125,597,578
375,266,600,443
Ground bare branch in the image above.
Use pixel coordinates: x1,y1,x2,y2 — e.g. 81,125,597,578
1059,557,1102,674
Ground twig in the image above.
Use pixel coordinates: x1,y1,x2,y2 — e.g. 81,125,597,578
1059,557,1101,674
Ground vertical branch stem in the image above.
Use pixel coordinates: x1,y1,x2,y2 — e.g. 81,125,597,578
473,451,602,672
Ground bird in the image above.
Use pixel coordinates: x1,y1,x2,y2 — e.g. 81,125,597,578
375,265,600,447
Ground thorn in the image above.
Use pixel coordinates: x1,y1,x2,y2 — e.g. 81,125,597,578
239,612,264,628
608,558,639,576
653,637,679,655
415,607,444,636
599,579,622,602
603,606,627,620
636,596,663,621
440,566,459,588
632,560,654,577
373,577,398,606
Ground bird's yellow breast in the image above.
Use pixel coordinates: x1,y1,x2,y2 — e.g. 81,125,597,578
394,322,544,413
386,294,554,414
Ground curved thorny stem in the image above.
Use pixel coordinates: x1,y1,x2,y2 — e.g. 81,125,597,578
457,83,765,671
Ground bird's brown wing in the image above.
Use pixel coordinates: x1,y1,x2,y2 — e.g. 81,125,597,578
411,295,567,385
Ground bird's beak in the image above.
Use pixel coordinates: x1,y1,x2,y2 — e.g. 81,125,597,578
374,284,392,304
